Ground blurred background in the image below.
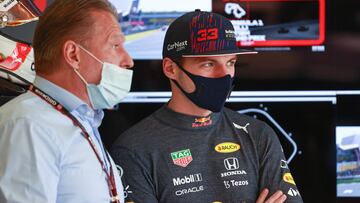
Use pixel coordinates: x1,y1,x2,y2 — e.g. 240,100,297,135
1,0,359,202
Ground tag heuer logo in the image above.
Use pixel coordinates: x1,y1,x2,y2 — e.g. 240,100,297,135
171,149,193,167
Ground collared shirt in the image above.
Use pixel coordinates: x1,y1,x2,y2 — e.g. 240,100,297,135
0,76,124,203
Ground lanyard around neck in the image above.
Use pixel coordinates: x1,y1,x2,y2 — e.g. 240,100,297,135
28,85,120,203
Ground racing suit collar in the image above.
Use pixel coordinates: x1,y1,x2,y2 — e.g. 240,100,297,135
154,105,222,131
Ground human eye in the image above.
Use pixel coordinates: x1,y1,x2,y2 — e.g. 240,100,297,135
201,61,215,70
227,59,237,67
112,44,120,49
109,36,124,50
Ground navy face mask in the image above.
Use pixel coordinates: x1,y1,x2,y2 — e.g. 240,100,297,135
172,62,234,112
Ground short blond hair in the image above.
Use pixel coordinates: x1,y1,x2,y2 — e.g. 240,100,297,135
33,0,117,74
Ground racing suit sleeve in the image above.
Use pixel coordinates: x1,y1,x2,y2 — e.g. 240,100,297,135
257,122,304,203
110,146,159,203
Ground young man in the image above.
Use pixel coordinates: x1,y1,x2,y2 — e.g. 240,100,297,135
111,10,303,203
0,0,133,202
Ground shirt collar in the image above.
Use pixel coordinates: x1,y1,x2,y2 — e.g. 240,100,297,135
33,76,103,120
75,105,104,128
154,105,221,131
33,76,104,130
33,76,85,112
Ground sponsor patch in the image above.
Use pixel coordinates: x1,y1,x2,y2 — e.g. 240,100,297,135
175,185,204,196
221,170,247,178
116,165,133,198
283,172,296,185
287,188,301,197
233,122,250,134
173,173,202,186
221,158,247,177
224,157,239,170
225,29,236,38
223,180,249,189
192,116,212,128
280,159,288,169
215,142,240,153
167,40,188,52
171,149,193,167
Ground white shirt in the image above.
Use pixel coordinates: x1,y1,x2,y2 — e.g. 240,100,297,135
0,76,124,203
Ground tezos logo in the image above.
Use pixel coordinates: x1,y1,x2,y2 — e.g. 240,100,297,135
215,142,240,153
223,180,248,189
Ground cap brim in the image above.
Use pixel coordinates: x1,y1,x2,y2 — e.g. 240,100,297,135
0,21,38,45
182,49,258,57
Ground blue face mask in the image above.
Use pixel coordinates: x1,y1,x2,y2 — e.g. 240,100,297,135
74,46,133,109
172,62,234,112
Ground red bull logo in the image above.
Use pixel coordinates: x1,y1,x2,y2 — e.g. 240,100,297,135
192,116,212,128
195,117,211,123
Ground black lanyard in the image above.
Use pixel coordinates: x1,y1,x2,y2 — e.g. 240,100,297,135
28,85,120,203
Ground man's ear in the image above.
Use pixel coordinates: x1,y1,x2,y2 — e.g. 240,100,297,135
163,57,178,80
63,40,80,69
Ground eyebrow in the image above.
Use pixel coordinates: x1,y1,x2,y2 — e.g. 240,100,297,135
195,57,216,63
195,56,237,63
108,32,125,43
228,56,238,61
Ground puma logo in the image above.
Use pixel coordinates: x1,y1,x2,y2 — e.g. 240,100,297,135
233,122,250,134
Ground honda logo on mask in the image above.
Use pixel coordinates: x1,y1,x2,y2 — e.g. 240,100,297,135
224,157,239,170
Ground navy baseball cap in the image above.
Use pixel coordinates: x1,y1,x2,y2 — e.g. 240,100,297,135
162,9,257,59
